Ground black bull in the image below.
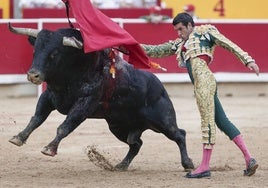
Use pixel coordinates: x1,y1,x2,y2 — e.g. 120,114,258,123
8,23,194,171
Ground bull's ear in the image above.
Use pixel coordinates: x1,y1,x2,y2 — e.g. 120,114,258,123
28,36,36,46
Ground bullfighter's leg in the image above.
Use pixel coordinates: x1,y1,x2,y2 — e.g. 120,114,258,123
141,96,194,171
9,92,55,146
107,120,143,171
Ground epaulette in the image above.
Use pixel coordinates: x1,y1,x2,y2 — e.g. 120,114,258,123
195,24,219,35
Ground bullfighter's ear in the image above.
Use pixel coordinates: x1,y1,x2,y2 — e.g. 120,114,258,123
28,36,36,46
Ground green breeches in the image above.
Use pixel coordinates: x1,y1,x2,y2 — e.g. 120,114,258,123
186,58,240,146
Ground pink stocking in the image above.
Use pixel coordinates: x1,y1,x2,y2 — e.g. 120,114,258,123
233,134,251,167
192,144,213,174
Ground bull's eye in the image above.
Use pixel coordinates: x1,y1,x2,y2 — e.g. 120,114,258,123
50,49,59,59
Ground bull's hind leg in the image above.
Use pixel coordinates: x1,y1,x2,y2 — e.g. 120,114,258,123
163,127,194,171
159,123,194,171
143,96,194,171
107,121,143,171
116,129,143,170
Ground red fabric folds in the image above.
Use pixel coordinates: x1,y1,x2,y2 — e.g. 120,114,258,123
66,0,150,69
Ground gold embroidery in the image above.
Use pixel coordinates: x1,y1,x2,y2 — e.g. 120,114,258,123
190,58,216,144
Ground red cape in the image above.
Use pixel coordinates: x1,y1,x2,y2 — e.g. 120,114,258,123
66,0,150,69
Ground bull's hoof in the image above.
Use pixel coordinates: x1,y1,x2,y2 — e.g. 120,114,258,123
184,167,194,172
41,146,57,157
114,162,129,171
182,158,195,172
9,136,24,146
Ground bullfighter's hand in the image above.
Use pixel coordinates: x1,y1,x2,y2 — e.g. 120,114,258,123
247,61,259,76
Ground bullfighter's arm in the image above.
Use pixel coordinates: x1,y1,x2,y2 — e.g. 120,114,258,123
141,40,181,58
207,25,255,66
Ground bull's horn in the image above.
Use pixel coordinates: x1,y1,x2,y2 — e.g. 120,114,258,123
8,22,39,38
63,36,83,49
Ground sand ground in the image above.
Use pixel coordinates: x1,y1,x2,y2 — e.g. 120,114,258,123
0,92,267,188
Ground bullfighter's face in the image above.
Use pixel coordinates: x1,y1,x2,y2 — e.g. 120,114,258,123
173,22,193,41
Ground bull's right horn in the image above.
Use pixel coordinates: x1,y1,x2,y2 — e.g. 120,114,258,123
63,36,83,49
8,22,40,38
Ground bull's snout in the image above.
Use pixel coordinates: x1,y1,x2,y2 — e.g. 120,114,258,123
27,69,43,85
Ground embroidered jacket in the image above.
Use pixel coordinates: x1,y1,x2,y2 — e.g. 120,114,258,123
142,24,254,67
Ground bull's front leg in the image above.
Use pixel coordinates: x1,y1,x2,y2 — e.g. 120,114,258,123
41,96,99,157
9,92,55,146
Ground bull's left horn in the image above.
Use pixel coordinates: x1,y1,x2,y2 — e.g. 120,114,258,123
8,22,39,38
63,36,83,49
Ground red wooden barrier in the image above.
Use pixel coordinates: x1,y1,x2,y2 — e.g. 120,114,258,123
0,23,37,74
22,8,172,19
0,9,2,18
1,20,267,74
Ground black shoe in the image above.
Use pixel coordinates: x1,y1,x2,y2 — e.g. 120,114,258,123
185,170,211,179
244,158,258,176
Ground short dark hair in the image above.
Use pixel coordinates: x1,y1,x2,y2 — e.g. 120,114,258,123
172,13,195,27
